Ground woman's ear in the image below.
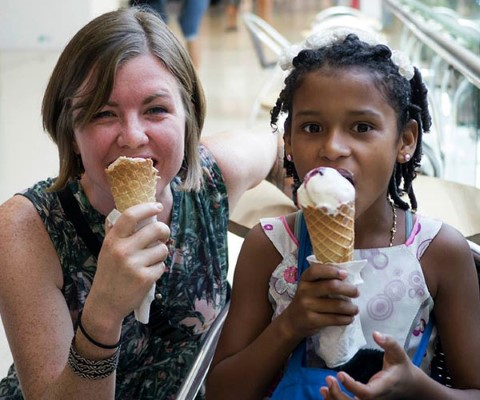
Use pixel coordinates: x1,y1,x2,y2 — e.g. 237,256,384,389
397,120,418,164
73,138,80,155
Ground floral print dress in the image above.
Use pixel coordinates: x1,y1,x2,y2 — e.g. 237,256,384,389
0,146,229,400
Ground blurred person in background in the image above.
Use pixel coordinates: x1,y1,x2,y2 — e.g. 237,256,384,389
130,0,210,68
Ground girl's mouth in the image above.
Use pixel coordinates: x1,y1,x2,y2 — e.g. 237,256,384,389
337,168,355,187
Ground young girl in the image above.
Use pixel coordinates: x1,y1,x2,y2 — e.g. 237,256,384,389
206,28,480,399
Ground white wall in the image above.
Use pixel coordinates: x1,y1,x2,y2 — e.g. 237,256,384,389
0,0,121,51
0,0,121,203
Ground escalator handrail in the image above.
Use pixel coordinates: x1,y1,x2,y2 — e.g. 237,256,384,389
384,0,480,90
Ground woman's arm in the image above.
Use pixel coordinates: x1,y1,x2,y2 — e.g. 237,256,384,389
0,196,167,399
201,128,278,211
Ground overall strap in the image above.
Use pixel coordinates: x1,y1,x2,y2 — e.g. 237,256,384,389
57,185,102,258
412,315,434,367
405,209,414,238
294,211,312,276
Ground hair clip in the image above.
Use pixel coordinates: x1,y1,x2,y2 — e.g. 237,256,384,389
278,27,414,81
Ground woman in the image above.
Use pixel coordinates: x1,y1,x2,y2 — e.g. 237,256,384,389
0,7,277,399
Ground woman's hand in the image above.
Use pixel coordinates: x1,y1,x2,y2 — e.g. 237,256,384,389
279,261,360,341
320,332,418,400
89,202,170,321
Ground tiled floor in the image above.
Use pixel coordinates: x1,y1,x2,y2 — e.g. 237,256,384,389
0,0,333,380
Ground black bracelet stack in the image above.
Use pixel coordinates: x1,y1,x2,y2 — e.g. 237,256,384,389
68,340,120,380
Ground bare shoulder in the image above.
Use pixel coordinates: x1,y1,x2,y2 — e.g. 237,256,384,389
0,195,63,293
421,222,474,294
0,195,41,249
235,211,298,279
233,221,282,284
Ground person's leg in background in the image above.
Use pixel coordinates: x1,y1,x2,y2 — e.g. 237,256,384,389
129,0,168,22
178,0,210,68
225,0,241,32
255,0,272,22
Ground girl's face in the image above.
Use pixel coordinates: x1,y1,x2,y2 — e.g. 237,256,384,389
73,54,186,213
285,68,416,217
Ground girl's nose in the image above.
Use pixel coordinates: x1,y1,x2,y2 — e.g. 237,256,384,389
320,130,351,161
116,117,148,148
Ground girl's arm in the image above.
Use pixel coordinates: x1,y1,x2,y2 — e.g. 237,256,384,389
0,196,167,399
206,223,297,400
206,216,360,400
422,224,480,393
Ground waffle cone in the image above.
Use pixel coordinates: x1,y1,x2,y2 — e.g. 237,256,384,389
302,202,354,263
105,156,159,212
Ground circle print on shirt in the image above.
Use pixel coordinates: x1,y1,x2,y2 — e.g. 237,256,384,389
367,293,394,320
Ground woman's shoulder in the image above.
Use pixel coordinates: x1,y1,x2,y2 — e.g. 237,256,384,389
0,178,62,244
0,194,57,270
0,193,39,229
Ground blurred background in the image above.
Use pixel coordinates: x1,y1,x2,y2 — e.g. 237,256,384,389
1,0,479,378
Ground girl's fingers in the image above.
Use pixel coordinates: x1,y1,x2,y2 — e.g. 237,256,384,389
302,263,348,281
372,331,408,364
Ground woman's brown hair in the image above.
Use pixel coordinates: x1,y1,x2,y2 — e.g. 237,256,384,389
42,6,206,191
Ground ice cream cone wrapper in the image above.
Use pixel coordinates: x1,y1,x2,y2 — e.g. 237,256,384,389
105,157,160,324
307,257,368,367
302,202,354,263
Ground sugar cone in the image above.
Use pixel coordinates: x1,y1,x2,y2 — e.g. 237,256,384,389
302,202,354,263
105,156,159,212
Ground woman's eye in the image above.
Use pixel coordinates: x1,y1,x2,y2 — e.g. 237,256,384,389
92,110,115,120
354,123,373,133
146,106,167,115
303,123,322,134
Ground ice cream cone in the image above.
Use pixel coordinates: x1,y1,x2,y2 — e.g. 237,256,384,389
302,201,354,263
105,156,159,212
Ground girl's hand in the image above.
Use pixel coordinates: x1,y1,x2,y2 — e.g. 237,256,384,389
89,202,170,320
280,261,360,340
320,332,417,400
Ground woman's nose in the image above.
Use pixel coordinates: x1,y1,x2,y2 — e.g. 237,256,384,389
320,130,351,161
116,117,148,148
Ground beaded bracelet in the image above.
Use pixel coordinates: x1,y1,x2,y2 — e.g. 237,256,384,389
77,310,121,350
68,339,120,380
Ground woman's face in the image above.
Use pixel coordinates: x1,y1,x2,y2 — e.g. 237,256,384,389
285,68,414,218
73,54,186,212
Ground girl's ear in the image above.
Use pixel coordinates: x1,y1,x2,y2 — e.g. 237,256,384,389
284,120,292,157
397,120,418,164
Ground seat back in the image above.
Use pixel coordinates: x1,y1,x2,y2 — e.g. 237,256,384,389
175,300,230,400
413,174,480,239
242,12,291,69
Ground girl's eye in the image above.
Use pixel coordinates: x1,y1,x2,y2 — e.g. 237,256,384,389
92,110,115,120
354,123,373,133
303,123,322,134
